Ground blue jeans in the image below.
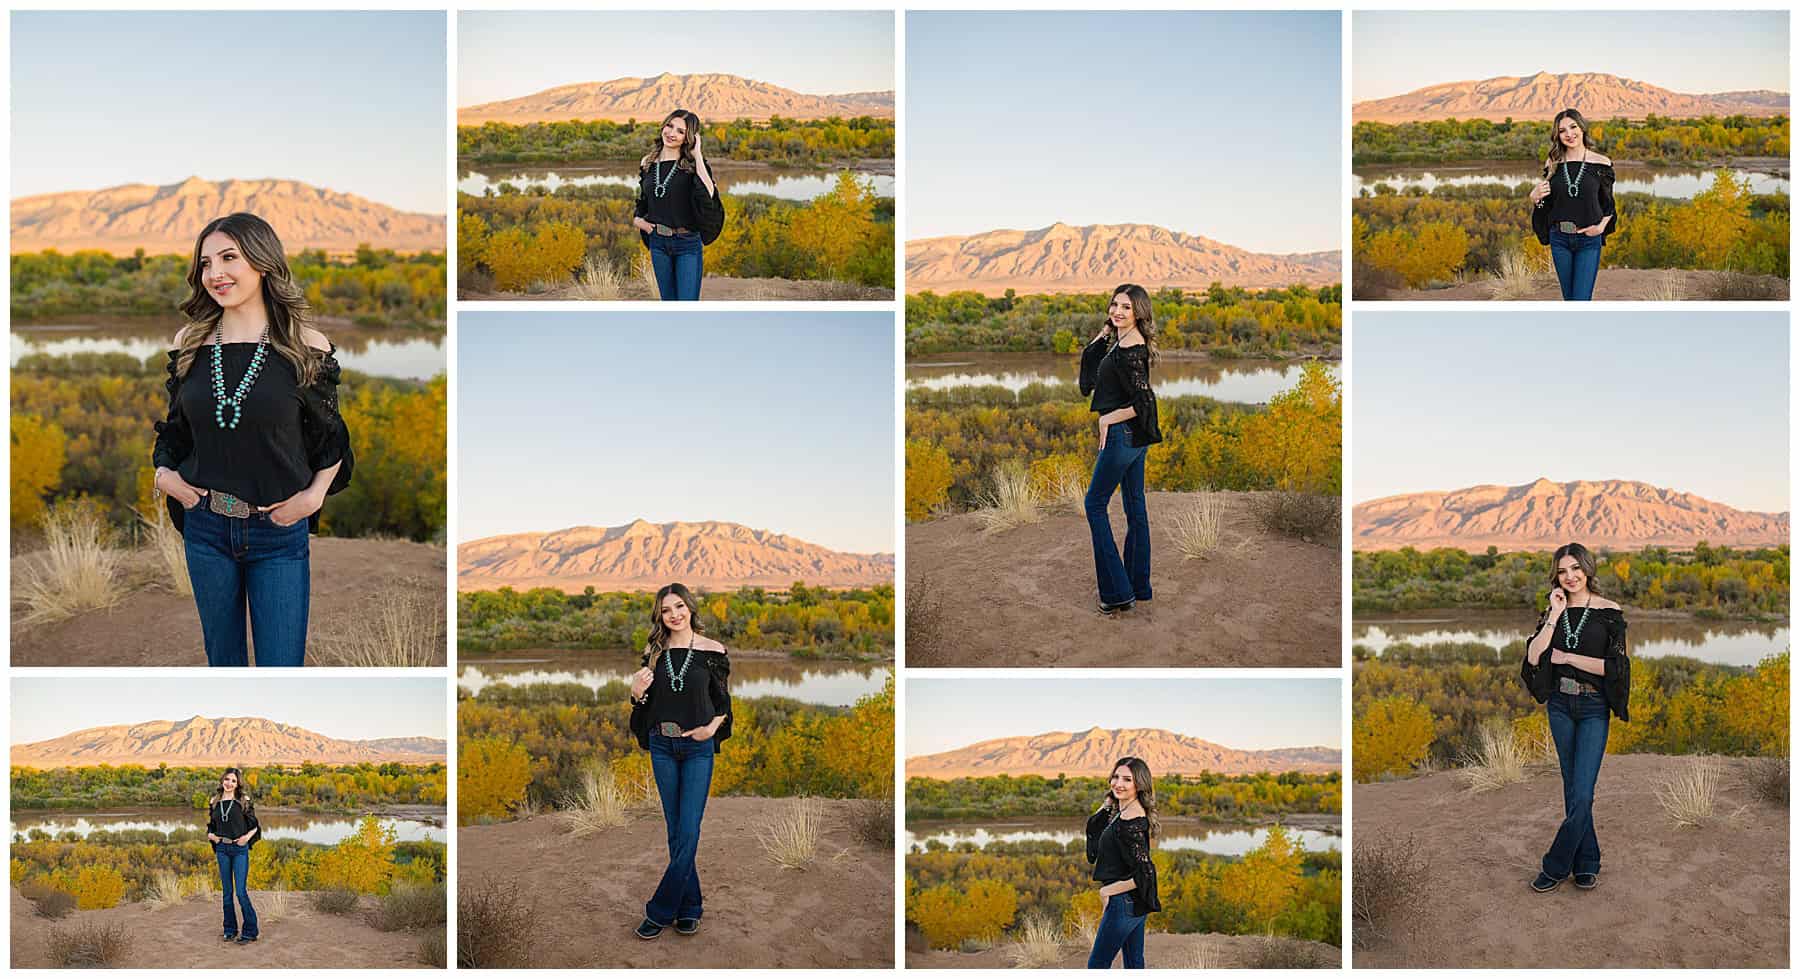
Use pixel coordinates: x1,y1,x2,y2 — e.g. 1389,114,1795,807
182,501,310,667
1086,893,1146,969
215,843,258,938
1549,230,1603,301
1086,422,1151,606
644,231,704,301
646,732,715,925
1542,690,1610,878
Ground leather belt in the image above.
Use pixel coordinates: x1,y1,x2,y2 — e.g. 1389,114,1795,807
1558,677,1601,696
651,224,692,237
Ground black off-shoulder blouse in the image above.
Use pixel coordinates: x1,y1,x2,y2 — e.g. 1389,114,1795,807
1536,160,1619,238
1520,605,1630,721
635,158,720,231
1085,807,1162,917
151,342,354,533
1078,336,1162,448
631,646,734,748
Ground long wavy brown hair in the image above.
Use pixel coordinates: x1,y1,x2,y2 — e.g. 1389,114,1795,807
176,212,320,385
1550,542,1603,597
1104,283,1159,367
208,766,256,812
639,109,703,172
644,582,706,665
1544,108,1597,175
1106,756,1161,842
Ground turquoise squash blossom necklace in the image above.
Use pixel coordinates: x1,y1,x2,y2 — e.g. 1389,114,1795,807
1561,157,1587,198
665,639,697,692
210,323,270,429
652,156,680,198
1561,599,1593,649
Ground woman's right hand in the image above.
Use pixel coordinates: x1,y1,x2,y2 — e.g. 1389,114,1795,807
1529,180,1551,205
156,467,204,509
629,667,653,701
632,217,656,234
1547,587,1568,618
207,833,220,844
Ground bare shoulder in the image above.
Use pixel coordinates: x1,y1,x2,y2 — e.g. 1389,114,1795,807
1592,596,1622,611
1590,152,1613,166
300,326,332,352
172,324,196,347
696,636,727,653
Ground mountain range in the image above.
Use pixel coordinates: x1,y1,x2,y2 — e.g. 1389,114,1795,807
458,519,894,592
905,222,1339,296
1353,479,1790,551
12,716,446,769
10,177,445,255
906,727,1340,779
1353,71,1789,123
458,72,895,125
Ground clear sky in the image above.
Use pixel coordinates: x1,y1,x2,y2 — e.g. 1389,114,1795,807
458,313,895,553
458,10,894,105
10,11,446,214
906,11,1341,253
11,677,445,745
1352,313,1789,511
905,677,1341,758
1353,11,1790,102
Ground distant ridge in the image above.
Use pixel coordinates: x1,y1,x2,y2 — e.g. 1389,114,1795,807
1354,479,1790,551
458,72,895,125
1354,71,1789,123
458,519,894,592
906,222,1340,296
12,716,446,768
906,727,1340,778
10,177,445,255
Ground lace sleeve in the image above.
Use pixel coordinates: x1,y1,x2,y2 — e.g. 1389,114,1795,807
1084,808,1111,864
1598,166,1618,233
1077,336,1109,396
151,351,193,471
300,348,354,494
1119,819,1162,914
1122,347,1160,444
1603,614,1631,721
635,167,650,220
705,648,734,743
1519,609,1554,703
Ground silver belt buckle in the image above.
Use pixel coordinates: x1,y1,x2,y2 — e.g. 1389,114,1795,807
208,492,254,518
657,721,683,738
1557,676,1587,695
654,223,675,237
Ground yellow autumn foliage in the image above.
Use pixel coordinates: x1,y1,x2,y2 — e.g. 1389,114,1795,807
11,412,67,528
909,878,1020,949
458,736,533,823
1353,697,1436,782
905,438,954,521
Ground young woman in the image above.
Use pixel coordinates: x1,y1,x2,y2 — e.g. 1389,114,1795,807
627,583,733,939
632,109,724,301
1529,109,1619,301
1084,756,1162,969
1077,284,1162,614
1520,542,1630,892
206,767,262,944
151,212,354,667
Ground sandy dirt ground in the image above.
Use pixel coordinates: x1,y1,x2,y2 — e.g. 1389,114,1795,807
1374,268,1788,301
461,274,893,302
10,537,446,666
906,928,1340,968
458,796,893,968
11,887,436,968
1353,754,1789,968
907,491,1339,667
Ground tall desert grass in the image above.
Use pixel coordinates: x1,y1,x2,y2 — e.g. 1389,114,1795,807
1743,756,1789,807
47,922,128,968
756,797,823,870
1457,721,1544,792
558,762,646,837
1657,757,1728,827
973,462,1042,536
1487,247,1551,300
1003,913,1066,969
136,502,191,596
15,503,125,625
317,584,445,667
572,255,625,301
258,886,295,923
1166,494,1224,560
1172,940,1222,970
143,869,196,910
1646,270,1687,301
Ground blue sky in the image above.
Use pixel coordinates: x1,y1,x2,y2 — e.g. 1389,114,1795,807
1352,313,1789,511
1354,11,1790,102
11,677,445,744
458,313,895,553
906,11,1341,253
10,11,445,213
905,677,1341,758
459,10,894,105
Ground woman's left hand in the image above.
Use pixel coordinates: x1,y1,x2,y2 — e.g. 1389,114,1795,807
1578,224,1606,237
684,723,717,741
235,832,253,845
1097,419,1109,450
264,487,326,527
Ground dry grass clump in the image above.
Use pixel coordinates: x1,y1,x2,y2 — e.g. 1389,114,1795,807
1646,269,1687,301
1247,933,1336,968
26,886,76,919
257,886,295,923
1457,721,1547,793
1250,491,1340,546
457,877,537,969
1703,270,1785,300
571,255,626,301
136,502,192,596
630,249,659,294
850,796,895,849
1166,494,1224,560
905,573,950,666
373,882,448,932
1487,247,1553,300
1003,913,1066,968
972,462,1043,536
1172,939,1221,969
317,582,446,667
15,502,125,625
1352,833,1430,950
756,797,824,870
418,930,448,968
558,763,643,837
1657,756,1729,827
1040,465,1088,516
1741,756,1789,808
47,922,129,968
144,869,194,910
309,888,360,915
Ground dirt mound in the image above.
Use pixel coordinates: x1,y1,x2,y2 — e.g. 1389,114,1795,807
1353,754,1788,967
459,274,894,302
10,537,446,666
11,886,437,968
1372,268,1788,301
907,491,1339,666
458,796,893,968
906,927,1339,968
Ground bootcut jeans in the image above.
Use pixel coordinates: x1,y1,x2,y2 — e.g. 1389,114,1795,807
1086,892,1147,969
1085,421,1151,606
182,499,309,667
1549,229,1604,301
1541,689,1610,879
643,231,704,301
646,731,715,925
215,843,258,939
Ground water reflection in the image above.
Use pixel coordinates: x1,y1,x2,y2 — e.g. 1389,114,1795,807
907,352,1336,406
11,809,446,844
460,650,890,707
460,165,895,202
13,320,445,382
1353,609,1787,667
905,820,1339,856
1353,164,1787,199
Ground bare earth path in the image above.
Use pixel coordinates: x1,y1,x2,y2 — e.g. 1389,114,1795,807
907,929,1340,968
462,274,893,302
1378,268,1787,301
907,491,1339,666
1354,754,1788,968
458,796,893,968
